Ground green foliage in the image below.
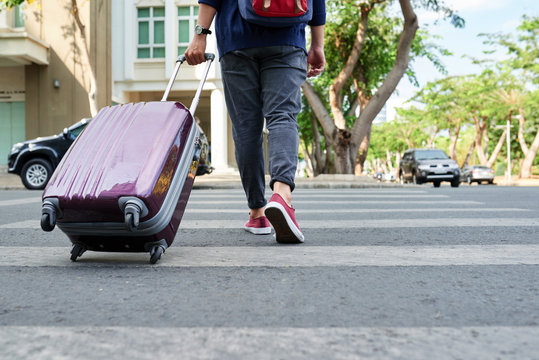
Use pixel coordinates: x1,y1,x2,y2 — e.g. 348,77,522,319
0,0,26,10
386,16,538,173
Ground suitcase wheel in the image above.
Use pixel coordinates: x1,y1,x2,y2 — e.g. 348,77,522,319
125,213,139,232
124,203,141,232
149,245,165,264
70,244,86,262
41,206,57,232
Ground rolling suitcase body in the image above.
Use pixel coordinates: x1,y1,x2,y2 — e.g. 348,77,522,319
40,54,215,264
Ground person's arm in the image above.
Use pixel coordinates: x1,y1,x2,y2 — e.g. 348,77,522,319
307,25,325,77
185,3,217,65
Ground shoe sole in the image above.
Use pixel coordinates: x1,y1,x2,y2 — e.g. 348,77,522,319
264,203,304,244
244,226,271,235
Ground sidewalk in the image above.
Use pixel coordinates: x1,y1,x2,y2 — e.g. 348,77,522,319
193,172,405,189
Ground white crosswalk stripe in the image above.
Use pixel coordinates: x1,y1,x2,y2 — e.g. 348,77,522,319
187,199,483,204
1,326,537,360
2,216,537,229
1,245,539,267
184,207,528,214
0,197,41,207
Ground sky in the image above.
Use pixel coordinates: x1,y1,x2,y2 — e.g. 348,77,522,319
392,0,538,105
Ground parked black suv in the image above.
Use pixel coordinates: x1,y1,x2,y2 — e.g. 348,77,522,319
8,118,213,190
399,148,460,188
8,118,91,190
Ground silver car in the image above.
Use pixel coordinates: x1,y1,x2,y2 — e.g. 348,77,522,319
461,165,495,185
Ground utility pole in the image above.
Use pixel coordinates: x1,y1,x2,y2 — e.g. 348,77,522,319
506,116,511,185
495,112,516,185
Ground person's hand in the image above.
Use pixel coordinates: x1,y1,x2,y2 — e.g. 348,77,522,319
307,46,325,77
185,35,207,65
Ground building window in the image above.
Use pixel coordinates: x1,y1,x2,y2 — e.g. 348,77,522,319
14,5,25,28
177,6,198,56
137,7,165,59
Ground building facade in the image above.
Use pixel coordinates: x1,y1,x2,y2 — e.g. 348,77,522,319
0,0,111,167
0,0,235,172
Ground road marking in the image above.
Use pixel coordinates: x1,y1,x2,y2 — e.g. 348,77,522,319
0,326,537,359
190,193,447,199
2,245,539,267
0,197,41,207
0,216,534,230
192,189,430,194
0,220,37,229
188,200,483,205
183,208,528,214
2,217,538,230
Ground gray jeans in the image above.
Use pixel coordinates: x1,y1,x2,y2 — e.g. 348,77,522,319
221,46,307,209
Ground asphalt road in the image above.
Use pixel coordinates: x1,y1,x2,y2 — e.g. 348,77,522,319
1,185,538,359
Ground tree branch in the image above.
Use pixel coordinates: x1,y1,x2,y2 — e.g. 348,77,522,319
301,82,337,142
329,6,370,130
350,0,419,152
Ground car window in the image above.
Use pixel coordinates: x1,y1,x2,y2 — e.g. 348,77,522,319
414,150,449,161
68,123,87,139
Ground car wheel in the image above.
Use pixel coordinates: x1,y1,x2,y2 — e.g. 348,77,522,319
433,181,441,188
21,158,53,190
451,179,460,188
488,180,494,185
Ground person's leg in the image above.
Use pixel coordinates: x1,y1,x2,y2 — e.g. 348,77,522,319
220,50,270,234
259,46,307,242
260,46,307,195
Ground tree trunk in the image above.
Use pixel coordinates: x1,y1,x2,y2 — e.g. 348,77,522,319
519,127,539,178
473,116,488,165
427,125,438,147
462,140,476,168
395,151,401,181
335,129,353,173
350,0,418,171
72,0,98,117
354,121,372,174
448,123,460,161
486,128,507,169
516,108,529,155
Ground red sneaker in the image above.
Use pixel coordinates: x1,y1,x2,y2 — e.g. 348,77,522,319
244,216,271,235
264,193,304,243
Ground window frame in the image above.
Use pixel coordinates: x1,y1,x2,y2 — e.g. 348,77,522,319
177,5,198,56
136,6,166,60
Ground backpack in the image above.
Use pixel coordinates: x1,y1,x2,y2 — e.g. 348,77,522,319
238,0,313,28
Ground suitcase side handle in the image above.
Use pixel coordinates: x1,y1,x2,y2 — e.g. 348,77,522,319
161,53,215,117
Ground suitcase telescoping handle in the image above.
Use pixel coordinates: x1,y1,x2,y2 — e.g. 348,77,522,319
161,53,215,116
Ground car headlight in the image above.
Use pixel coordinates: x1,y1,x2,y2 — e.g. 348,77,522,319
418,164,429,170
10,143,24,153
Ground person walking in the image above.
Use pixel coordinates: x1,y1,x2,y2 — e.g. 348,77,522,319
185,0,326,243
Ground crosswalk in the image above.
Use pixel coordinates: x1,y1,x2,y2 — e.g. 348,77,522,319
1,187,538,359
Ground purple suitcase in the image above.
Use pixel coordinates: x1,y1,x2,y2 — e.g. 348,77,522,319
40,54,215,264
